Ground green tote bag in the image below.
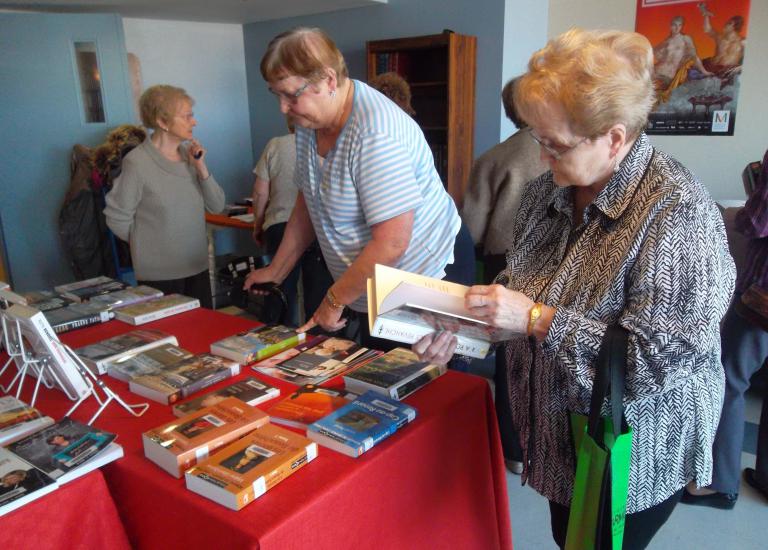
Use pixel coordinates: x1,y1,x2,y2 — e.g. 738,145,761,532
565,325,633,550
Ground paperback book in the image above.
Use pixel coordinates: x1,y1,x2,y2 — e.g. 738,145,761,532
367,263,515,358
306,390,417,458
21,290,72,312
172,377,280,417
114,294,200,325
88,285,163,309
185,423,318,510
266,384,356,429
343,347,446,401
74,329,179,375
128,353,241,405
0,396,54,446
210,325,305,365
270,337,381,385
142,397,269,478
54,276,128,303
104,342,193,383
8,417,121,484
43,301,114,333
0,447,58,517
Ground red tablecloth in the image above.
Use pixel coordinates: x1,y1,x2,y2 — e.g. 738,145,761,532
0,470,131,550
4,309,512,550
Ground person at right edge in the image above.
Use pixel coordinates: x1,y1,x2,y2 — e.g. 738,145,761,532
681,147,768,509
413,28,735,550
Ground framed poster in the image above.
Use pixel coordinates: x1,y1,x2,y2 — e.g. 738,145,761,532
635,0,750,135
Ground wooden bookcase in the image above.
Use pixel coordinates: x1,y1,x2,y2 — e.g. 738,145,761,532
366,32,476,205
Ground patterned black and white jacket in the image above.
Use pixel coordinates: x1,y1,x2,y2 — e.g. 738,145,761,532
498,133,736,513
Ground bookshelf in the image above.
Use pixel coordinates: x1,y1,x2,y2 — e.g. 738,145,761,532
366,32,476,205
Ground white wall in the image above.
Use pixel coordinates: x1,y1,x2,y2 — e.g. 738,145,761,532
122,18,254,203
547,0,767,201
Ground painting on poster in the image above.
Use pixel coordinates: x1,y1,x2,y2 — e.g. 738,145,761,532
635,0,750,136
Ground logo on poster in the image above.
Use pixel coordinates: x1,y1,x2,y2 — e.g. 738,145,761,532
711,111,731,133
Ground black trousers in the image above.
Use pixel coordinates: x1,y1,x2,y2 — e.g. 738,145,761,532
548,488,683,550
138,269,212,310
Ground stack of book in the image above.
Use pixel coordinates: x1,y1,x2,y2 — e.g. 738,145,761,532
87,285,163,309
0,396,54,446
43,301,113,333
210,325,305,365
306,391,416,458
74,329,179,375
54,276,127,303
172,377,280,417
0,447,58,517
142,397,269,477
113,294,200,325
266,384,355,429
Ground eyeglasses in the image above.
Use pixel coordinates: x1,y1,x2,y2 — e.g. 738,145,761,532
528,128,589,161
268,81,311,104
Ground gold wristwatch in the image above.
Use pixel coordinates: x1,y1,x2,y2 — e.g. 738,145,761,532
527,302,543,337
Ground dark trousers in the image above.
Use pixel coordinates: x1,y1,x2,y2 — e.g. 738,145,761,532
712,293,768,493
495,347,523,461
138,269,212,309
264,223,301,326
548,488,683,550
444,222,477,287
300,240,334,322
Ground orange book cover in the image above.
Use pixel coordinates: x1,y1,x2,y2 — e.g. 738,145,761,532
266,385,355,429
185,423,318,510
142,396,269,477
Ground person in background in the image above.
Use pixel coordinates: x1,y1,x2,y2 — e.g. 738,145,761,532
368,71,416,116
682,148,768,508
105,85,225,308
244,27,470,349
414,28,735,549
461,76,548,475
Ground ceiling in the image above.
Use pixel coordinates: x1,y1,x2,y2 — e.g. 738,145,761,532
0,0,388,24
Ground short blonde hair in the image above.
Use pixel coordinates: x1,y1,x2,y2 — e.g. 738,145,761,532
515,28,654,140
139,85,193,130
260,27,348,84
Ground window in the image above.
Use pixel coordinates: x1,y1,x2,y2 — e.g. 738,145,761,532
73,41,105,123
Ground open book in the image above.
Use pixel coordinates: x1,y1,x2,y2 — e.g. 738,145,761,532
367,264,514,358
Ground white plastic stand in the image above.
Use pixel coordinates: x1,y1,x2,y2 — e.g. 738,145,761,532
0,313,56,400
61,344,150,425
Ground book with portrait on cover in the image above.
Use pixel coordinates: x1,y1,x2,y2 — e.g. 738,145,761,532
185,423,318,510
172,377,280,417
142,397,269,478
0,447,58,517
367,263,515,358
210,324,305,365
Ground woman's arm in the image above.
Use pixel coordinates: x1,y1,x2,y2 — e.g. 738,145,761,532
251,176,270,245
103,157,142,242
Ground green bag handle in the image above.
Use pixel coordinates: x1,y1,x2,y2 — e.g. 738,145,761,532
587,325,629,446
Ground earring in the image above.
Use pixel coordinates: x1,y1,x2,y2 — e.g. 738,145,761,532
330,89,337,99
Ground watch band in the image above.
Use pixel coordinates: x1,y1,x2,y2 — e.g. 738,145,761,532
527,302,543,337
325,288,345,310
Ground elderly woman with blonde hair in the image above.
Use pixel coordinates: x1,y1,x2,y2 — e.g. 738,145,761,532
105,85,225,307
244,27,472,347
415,28,735,549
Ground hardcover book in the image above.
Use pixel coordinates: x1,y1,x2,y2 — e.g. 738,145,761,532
4,304,91,400
43,301,114,333
367,263,515,358
210,325,305,365
343,347,446,401
0,447,58,517
113,294,200,325
74,329,179,375
128,353,241,405
185,423,318,510
266,384,355,429
104,343,193,383
172,377,280,417
0,396,55,446
142,397,269,478
306,391,417,457
88,285,163,309
54,276,128,303
8,417,121,484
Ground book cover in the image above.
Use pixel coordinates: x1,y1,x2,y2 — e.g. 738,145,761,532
128,353,241,405
367,264,515,358
210,325,305,365
0,396,55,446
8,417,118,483
54,276,127,303
0,447,58,517
343,347,446,401
113,294,200,325
88,285,164,309
4,304,91,400
21,290,72,312
142,397,269,478
306,390,417,457
252,335,329,385
74,329,179,375
172,377,280,417
266,384,355,429
43,301,114,334
272,337,375,385
185,423,318,510
105,342,193,383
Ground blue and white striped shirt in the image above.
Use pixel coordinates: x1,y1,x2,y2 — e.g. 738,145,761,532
295,80,460,311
